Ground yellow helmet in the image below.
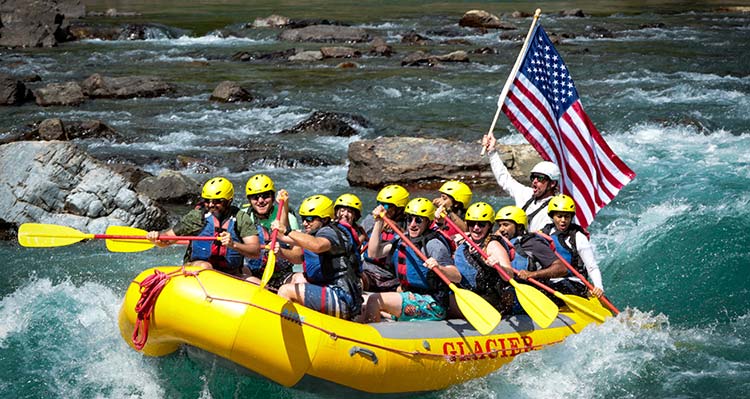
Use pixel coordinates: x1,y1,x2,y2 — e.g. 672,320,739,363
201,177,234,200
547,194,576,215
405,197,436,221
495,205,527,229
465,202,495,222
299,194,334,219
334,193,363,213
245,174,275,196
376,184,409,208
439,180,472,209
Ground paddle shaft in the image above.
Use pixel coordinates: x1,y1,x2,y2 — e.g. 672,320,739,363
380,216,453,286
442,216,557,295
535,231,620,315
267,199,285,249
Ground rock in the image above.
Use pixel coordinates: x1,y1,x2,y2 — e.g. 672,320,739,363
511,11,532,18
288,50,323,61
279,25,370,43
135,170,200,204
209,81,253,103
559,9,585,18
401,50,469,67
68,21,121,40
37,118,65,139
0,218,17,241
336,61,359,69
0,73,33,105
250,14,290,28
33,81,85,106
459,10,516,30
0,0,74,48
232,48,297,61
346,137,542,189
320,46,361,58
369,36,392,56
80,73,172,99
1,118,119,143
107,163,152,186
0,141,168,233
401,31,432,45
279,111,369,137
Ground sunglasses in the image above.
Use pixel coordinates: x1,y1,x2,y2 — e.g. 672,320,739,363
467,220,490,229
249,192,273,201
530,173,549,182
205,198,226,205
377,201,391,210
302,215,319,224
406,215,426,224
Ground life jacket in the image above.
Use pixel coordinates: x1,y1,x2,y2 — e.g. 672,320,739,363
430,220,459,253
362,227,397,267
390,229,452,294
455,237,505,294
244,223,294,278
540,223,590,279
521,196,552,227
189,210,243,270
302,222,363,310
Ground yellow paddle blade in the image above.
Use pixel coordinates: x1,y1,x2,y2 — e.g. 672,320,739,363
553,292,607,323
449,284,501,335
586,296,613,319
510,279,559,328
260,250,276,289
18,223,94,247
104,225,155,253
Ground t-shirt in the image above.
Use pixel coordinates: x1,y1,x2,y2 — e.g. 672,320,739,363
517,234,557,269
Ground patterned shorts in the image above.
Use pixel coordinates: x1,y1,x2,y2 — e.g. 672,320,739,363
303,284,352,320
398,292,446,321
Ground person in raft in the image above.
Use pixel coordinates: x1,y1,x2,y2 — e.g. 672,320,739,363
482,132,561,232
146,177,260,277
432,180,472,242
450,202,517,314
334,193,367,246
271,194,363,320
540,194,604,298
241,174,297,288
359,184,410,293
362,198,460,322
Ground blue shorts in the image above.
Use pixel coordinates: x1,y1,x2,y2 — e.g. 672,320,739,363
303,284,353,320
398,292,446,321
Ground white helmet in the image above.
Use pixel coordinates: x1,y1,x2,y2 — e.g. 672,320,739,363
530,161,560,182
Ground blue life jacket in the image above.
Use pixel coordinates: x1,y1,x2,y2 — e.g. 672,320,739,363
509,236,530,271
540,223,589,279
190,212,243,270
390,229,451,294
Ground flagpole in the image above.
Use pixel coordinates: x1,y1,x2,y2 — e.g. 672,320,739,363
481,8,542,155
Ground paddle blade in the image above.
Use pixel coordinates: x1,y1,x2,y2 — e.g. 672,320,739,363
260,251,276,289
554,292,608,323
451,284,502,335
511,280,559,328
104,225,154,253
18,223,91,247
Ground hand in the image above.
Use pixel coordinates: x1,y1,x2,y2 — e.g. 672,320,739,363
434,205,446,222
146,231,160,243
516,270,530,280
270,220,286,235
423,257,438,270
482,132,497,153
372,204,386,219
485,254,501,267
219,231,234,249
277,189,289,203
590,287,604,298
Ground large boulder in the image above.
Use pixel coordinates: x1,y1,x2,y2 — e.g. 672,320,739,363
0,0,83,48
135,170,200,204
0,73,33,105
347,137,541,189
80,73,173,99
0,141,168,233
279,111,369,137
33,81,85,106
209,81,253,103
279,25,370,43
459,10,516,30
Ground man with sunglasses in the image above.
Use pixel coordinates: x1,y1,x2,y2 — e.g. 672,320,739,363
271,194,363,320
452,202,516,314
241,174,298,287
359,184,410,293
146,177,260,276
362,198,460,323
482,133,560,232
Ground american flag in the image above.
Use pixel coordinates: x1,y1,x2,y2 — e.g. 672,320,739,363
501,25,635,228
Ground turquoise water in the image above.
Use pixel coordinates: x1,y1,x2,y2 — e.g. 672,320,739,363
2,1,750,397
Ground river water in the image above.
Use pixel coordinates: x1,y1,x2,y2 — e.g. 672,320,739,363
2,1,750,398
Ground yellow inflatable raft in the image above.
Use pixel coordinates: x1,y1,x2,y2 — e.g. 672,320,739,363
118,266,610,393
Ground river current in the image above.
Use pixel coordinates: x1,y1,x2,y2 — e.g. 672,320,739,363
1,1,749,398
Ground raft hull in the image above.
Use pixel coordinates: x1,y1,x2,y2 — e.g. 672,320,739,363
118,267,608,393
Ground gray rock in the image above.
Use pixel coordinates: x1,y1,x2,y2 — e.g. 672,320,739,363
0,73,33,105
346,137,542,189
0,141,168,233
459,10,516,30
209,81,253,103
135,170,200,204
279,111,369,137
401,50,469,67
0,0,67,48
279,25,370,43
33,81,85,106
80,73,172,99
320,46,361,59
369,36,392,57
288,50,323,61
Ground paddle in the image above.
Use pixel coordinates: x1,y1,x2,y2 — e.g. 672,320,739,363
535,231,620,316
380,215,501,335
260,198,286,288
440,215,559,328
17,223,215,252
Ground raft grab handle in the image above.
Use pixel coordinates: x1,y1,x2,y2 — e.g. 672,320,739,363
349,346,378,364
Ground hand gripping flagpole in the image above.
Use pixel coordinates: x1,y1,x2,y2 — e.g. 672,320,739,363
481,8,542,155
